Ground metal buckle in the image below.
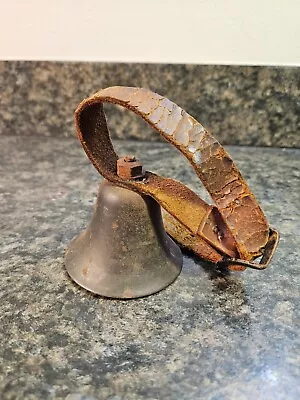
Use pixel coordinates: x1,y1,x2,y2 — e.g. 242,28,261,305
218,228,279,270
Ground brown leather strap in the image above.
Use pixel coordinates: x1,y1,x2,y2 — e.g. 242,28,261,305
75,86,278,271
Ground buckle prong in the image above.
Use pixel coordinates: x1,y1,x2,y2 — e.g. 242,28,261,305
218,228,279,270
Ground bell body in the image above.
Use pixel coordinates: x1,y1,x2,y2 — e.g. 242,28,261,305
64,180,182,298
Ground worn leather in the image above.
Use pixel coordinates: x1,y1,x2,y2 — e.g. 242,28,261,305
75,86,277,271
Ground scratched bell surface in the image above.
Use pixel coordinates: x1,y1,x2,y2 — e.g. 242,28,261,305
0,135,299,400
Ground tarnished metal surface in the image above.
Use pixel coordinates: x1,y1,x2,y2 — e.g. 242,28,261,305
65,181,182,298
75,86,279,271
117,156,144,180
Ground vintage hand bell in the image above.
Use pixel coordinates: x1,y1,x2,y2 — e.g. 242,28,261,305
65,86,279,299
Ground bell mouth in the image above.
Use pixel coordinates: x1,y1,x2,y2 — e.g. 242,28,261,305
64,180,182,299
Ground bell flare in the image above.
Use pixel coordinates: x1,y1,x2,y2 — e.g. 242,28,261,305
64,180,182,299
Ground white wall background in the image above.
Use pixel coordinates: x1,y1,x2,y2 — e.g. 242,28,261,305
0,0,299,66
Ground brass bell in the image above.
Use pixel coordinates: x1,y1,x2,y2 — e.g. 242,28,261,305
65,180,182,299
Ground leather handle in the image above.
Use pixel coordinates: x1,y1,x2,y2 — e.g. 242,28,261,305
75,86,277,270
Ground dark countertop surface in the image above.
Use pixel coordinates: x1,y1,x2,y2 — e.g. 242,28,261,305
0,135,299,400
1,62,299,148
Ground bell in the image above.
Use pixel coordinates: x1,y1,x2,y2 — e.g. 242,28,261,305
64,180,182,299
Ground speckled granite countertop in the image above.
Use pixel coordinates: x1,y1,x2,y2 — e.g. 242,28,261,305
0,135,299,400
1,62,299,147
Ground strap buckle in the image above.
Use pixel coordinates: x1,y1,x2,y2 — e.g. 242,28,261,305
218,228,279,270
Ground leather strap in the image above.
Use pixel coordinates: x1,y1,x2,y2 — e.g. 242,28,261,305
75,86,278,271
